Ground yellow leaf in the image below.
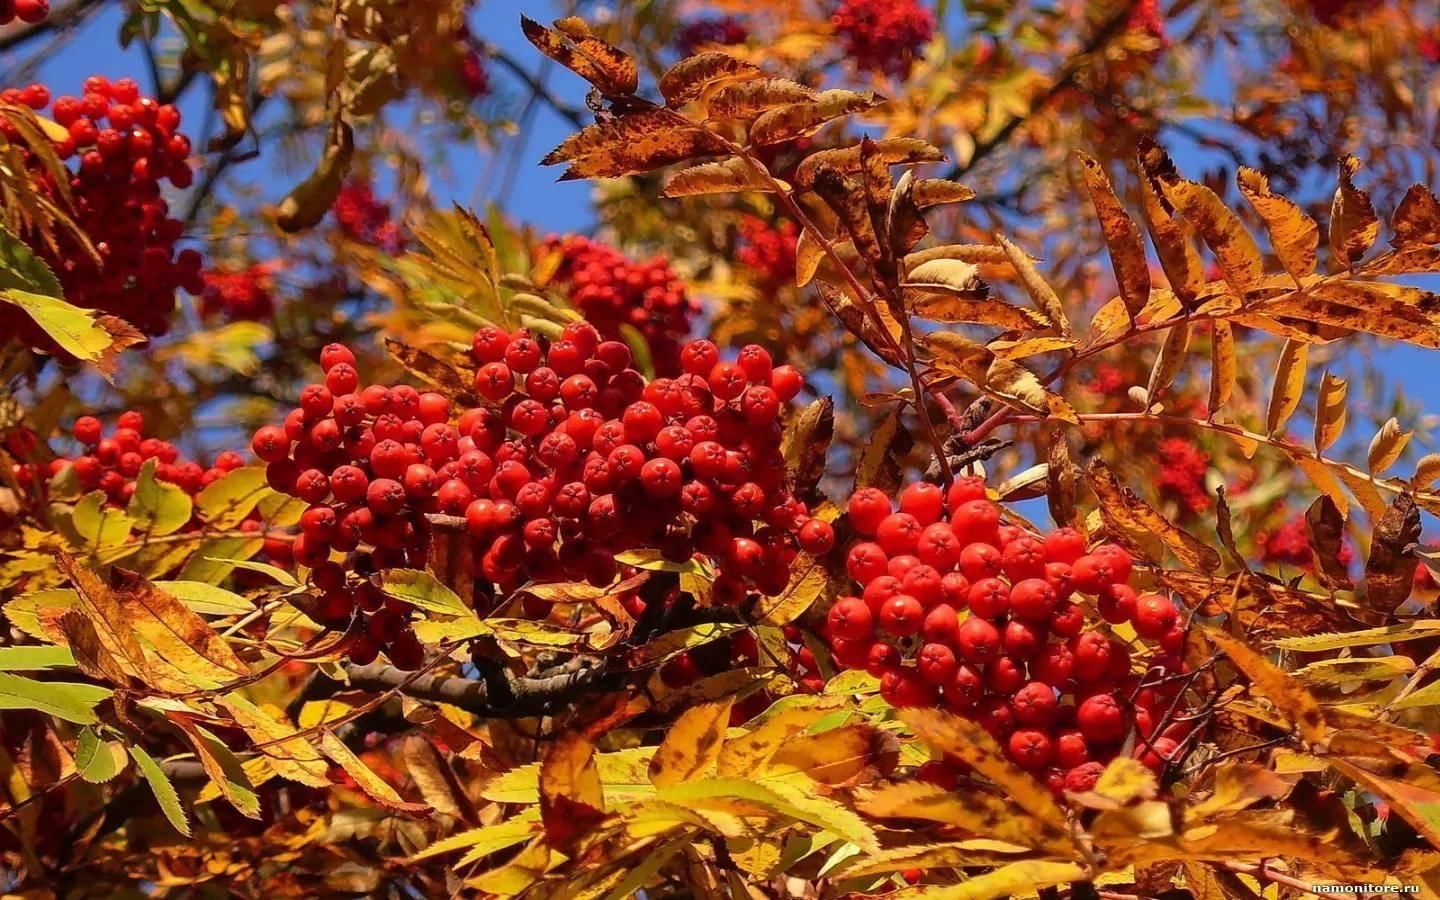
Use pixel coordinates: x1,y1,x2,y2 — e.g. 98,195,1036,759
1368,417,1412,475
1137,142,1205,305
705,78,817,120
749,90,883,146
110,567,248,687
1088,460,1221,571
1330,155,1379,267
994,234,1069,337
1077,151,1149,320
1314,370,1348,453
1146,322,1191,406
318,731,432,817
1391,183,1440,248
276,118,353,233
1264,339,1308,437
661,157,775,197
795,226,824,287
716,695,847,775
658,52,762,107
522,16,636,95
540,729,605,819
1204,628,1328,746
1237,167,1318,281
854,781,1068,850
754,553,830,625
890,860,1087,900
1159,177,1264,295
926,332,1076,424
896,708,1072,844
649,699,733,788
794,138,944,189
1209,321,1236,414
170,717,260,819
218,695,330,787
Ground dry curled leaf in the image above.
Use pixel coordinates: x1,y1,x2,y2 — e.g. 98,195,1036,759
1330,155,1380,267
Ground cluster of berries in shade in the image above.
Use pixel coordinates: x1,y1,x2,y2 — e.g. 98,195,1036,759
332,180,406,253
541,235,698,375
830,0,935,78
1156,437,1211,515
1258,513,1355,571
736,216,798,289
826,478,1192,795
201,264,277,323
452,24,492,99
0,0,47,25
675,17,748,56
251,326,828,670
0,75,202,349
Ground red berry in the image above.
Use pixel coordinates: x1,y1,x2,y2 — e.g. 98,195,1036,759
847,487,891,535
1133,593,1179,639
1077,693,1126,744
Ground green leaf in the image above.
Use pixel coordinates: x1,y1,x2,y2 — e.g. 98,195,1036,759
152,581,256,615
630,623,744,668
195,467,272,528
128,459,194,537
658,776,878,852
613,549,703,574
381,569,470,617
0,645,76,671
75,727,124,783
70,491,135,550
408,812,542,862
1273,621,1440,652
129,744,192,836
204,556,298,587
176,536,264,583
0,223,62,295
0,289,124,364
0,672,112,724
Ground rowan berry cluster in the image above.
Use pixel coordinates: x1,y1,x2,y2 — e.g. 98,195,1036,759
1156,437,1211,515
541,235,698,375
826,478,1191,794
46,411,245,507
201,264,277,322
676,17,748,56
251,326,826,670
830,0,935,78
0,0,47,25
1258,513,1355,571
0,75,203,350
736,216,798,289
332,180,406,253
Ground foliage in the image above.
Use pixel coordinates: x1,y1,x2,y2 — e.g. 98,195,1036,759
3,1,1440,897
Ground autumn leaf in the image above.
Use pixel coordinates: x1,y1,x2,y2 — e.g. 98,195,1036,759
749,90,883,146
1392,183,1440,248
1314,370,1348,452
658,52,763,107
522,16,637,96
1264,338,1307,436
649,699,733,787
1088,459,1221,572
1204,627,1328,746
854,781,1068,851
1362,491,1421,614
540,730,607,850
1237,167,1318,282
794,137,943,189
1077,151,1149,320
1330,155,1379,267
661,157,775,197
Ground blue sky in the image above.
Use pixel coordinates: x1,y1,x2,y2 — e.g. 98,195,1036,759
8,0,1438,449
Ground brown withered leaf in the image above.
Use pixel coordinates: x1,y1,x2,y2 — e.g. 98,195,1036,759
56,609,130,687
854,407,909,493
385,338,473,400
1136,140,1210,305
109,567,248,685
926,332,1077,423
896,708,1074,846
1415,453,1440,489
748,90,883,146
886,169,929,256
318,731,432,817
1237,167,1318,282
1088,459,1221,572
812,165,884,268
1305,495,1354,591
910,179,977,208
1047,430,1078,529
704,78,816,120
55,551,183,692
277,118,353,233
815,282,903,366
1209,320,1236,414
716,697,847,775
995,234,1069,337
770,723,898,785
549,116,727,181
1213,487,1248,570
1330,155,1379,267
908,293,1043,332
1264,338,1308,436
649,699,733,788
1314,370,1348,453
1392,183,1440,248
658,52,763,107
904,258,992,300
1158,176,1265,295
522,16,637,96
905,243,1011,269
1077,151,1149,320
1363,491,1421,614
1368,417,1412,475
1256,281,1440,349
1203,628,1328,746
539,730,606,851
853,780,1066,850
781,396,833,501
1146,322,1191,407
793,137,944,190
660,157,773,197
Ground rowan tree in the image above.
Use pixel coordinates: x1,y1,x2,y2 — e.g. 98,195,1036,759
2,1,1440,897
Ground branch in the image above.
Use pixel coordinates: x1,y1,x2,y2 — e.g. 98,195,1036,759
483,43,586,127
0,0,104,54
944,3,1135,181
339,656,619,716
